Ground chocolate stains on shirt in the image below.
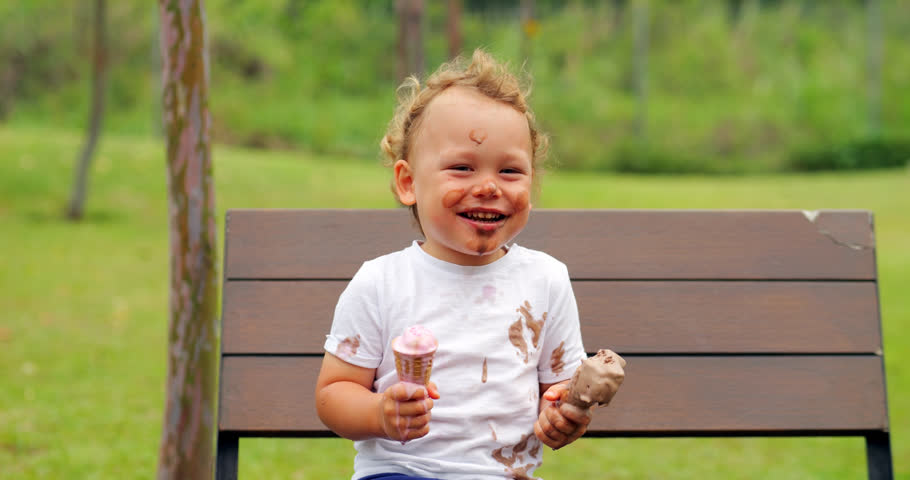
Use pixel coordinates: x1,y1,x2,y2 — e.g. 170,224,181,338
491,432,540,480
528,440,541,459
335,334,361,360
517,300,546,348
482,357,488,383
509,301,549,364
508,317,529,363
475,284,498,304
550,340,566,374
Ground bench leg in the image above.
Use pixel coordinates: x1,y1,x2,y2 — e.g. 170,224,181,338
865,432,893,480
215,432,239,480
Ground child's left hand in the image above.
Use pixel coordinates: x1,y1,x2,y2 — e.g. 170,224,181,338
533,383,592,450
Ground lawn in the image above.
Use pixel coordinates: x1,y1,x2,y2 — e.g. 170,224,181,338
0,126,907,479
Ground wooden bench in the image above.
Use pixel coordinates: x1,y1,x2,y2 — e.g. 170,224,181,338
215,209,893,479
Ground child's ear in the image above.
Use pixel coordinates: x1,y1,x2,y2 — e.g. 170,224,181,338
393,159,417,205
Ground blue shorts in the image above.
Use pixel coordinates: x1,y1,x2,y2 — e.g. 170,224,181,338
359,474,440,480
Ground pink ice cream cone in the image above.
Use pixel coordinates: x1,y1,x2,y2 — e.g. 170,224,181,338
392,325,438,385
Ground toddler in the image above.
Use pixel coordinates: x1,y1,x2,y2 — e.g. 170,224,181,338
315,49,618,480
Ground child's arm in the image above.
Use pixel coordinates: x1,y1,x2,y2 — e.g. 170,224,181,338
534,380,593,450
315,352,440,442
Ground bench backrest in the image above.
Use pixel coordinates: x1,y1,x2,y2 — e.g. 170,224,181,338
216,209,891,474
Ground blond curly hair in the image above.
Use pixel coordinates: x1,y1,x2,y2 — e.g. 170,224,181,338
380,49,549,230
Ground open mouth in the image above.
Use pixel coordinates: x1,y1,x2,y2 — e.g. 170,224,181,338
459,211,506,223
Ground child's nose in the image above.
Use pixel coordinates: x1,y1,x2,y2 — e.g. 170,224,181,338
471,181,501,198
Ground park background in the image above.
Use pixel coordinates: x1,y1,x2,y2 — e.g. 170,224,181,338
1,0,908,478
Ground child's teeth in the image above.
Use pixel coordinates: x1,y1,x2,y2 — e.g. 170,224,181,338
464,212,502,221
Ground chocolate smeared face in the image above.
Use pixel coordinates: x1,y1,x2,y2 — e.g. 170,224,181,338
469,128,488,145
392,86,533,266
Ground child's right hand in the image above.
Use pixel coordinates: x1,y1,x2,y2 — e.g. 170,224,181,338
378,381,441,442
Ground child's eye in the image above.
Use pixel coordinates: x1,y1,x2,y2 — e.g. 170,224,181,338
448,165,472,172
501,168,525,175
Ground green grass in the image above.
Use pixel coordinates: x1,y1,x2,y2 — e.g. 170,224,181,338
0,125,907,479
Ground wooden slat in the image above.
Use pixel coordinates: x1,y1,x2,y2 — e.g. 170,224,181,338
225,209,416,280
218,355,887,434
221,280,881,354
575,281,882,354
221,280,346,354
594,355,887,434
224,209,875,280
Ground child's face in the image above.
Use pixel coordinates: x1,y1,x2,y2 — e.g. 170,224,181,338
394,86,533,266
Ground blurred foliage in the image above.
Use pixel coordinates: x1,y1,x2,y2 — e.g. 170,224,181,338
1,0,908,173
789,136,910,171
610,140,721,175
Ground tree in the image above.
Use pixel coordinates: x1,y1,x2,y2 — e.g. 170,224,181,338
633,0,649,138
866,0,882,136
519,0,536,65
156,1,218,479
726,0,745,26
448,0,462,60
611,0,628,27
66,0,106,221
396,0,424,81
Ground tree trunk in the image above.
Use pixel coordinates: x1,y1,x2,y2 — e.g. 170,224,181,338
633,0,649,138
396,0,406,81
611,0,628,28
726,0,745,26
448,0,462,60
396,0,424,81
408,0,424,80
156,1,218,479
866,0,882,136
66,0,106,221
519,0,535,65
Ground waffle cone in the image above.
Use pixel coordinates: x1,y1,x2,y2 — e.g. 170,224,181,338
394,350,435,385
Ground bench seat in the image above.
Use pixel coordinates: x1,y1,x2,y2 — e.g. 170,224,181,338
216,209,893,479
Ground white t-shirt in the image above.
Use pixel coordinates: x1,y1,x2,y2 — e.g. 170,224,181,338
324,241,586,480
